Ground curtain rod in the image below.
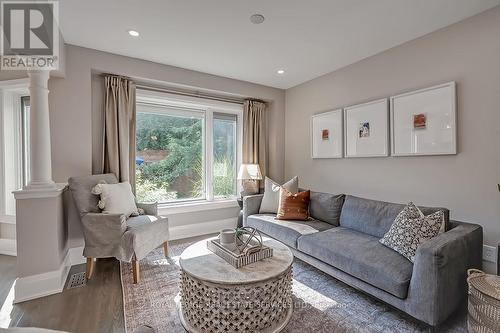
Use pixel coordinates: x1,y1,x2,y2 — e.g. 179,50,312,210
135,84,247,105
100,73,266,105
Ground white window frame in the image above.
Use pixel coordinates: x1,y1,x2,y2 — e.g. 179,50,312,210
136,89,243,209
0,78,29,224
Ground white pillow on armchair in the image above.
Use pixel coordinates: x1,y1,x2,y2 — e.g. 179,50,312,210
92,181,139,217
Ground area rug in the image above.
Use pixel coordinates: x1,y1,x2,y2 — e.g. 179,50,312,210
121,240,467,333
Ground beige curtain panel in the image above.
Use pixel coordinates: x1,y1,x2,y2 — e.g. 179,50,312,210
243,100,267,188
103,75,137,190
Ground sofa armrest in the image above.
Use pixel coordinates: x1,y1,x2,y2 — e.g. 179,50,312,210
81,213,128,249
136,202,158,216
408,221,483,325
243,194,264,226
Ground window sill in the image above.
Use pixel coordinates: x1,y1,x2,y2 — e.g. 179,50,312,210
158,199,239,215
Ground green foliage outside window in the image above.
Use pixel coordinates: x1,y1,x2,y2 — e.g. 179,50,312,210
135,111,236,203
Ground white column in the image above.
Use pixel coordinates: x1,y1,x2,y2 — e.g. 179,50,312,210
26,70,55,190
12,71,67,303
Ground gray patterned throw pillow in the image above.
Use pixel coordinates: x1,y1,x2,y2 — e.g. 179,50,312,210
379,202,444,262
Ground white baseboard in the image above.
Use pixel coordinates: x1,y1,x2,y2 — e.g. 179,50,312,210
0,238,16,256
14,250,71,303
169,218,237,240
68,246,86,266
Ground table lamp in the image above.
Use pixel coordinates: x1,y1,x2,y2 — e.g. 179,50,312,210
237,164,262,197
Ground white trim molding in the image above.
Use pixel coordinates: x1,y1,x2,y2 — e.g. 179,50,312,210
13,183,67,200
0,238,16,256
69,246,86,266
158,200,238,215
169,218,237,240
14,250,71,303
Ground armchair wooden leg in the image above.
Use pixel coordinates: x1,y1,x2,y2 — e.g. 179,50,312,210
132,260,140,284
86,258,94,280
163,241,169,258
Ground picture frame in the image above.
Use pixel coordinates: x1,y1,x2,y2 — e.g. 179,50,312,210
344,98,389,158
311,109,343,159
390,82,457,156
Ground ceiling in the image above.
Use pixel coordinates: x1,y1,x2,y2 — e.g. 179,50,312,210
58,0,500,89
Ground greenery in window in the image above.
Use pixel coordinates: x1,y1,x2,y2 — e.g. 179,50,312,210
135,112,236,203
212,118,237,197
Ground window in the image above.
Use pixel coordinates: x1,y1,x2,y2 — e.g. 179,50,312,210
136,105,205,203
135,91,241,204
213,113,237,199
0,81,29,219
21,96,30,187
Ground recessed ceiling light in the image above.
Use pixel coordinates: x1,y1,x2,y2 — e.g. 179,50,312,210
250,14,265,24
277,69,285,74
128,30,140,37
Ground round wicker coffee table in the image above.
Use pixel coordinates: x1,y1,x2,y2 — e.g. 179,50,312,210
178,237,294,333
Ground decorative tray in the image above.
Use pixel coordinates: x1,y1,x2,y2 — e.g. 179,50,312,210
207,236,273,268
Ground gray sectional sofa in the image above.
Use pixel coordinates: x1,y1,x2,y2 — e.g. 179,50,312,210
243,192,483,327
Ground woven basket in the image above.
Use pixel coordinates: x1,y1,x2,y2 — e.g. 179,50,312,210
467,269,500,333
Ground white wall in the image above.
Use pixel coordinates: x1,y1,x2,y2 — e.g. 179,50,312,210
285,7,500,271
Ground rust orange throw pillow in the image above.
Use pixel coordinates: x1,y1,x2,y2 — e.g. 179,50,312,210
276,188,311,220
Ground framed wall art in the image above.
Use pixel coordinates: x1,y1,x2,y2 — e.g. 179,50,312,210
344,98,389,157
390,81,456,156
311,109,343,158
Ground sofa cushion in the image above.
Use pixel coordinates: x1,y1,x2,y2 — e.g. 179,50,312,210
246,214,333,248
309,192,345,226
297,227,413,299
339,195,450,238
125,215,169,260
68,173,119,216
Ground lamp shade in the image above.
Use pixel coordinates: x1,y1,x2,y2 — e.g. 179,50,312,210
237,164,263,180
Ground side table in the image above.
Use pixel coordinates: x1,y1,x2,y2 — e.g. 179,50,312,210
178,237,294,333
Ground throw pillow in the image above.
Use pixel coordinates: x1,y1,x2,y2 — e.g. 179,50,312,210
92,181,139,217
276,188,311,220
309,192,345,226
259,176,299,214
379,202,444,262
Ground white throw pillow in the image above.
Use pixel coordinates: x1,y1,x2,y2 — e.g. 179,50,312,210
259,176,299,214
92,182,139,217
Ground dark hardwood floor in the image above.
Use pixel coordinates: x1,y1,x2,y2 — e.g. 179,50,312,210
0,255,125,332
0,236,209,332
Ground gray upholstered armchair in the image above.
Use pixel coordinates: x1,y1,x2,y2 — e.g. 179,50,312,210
68,173,169,284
